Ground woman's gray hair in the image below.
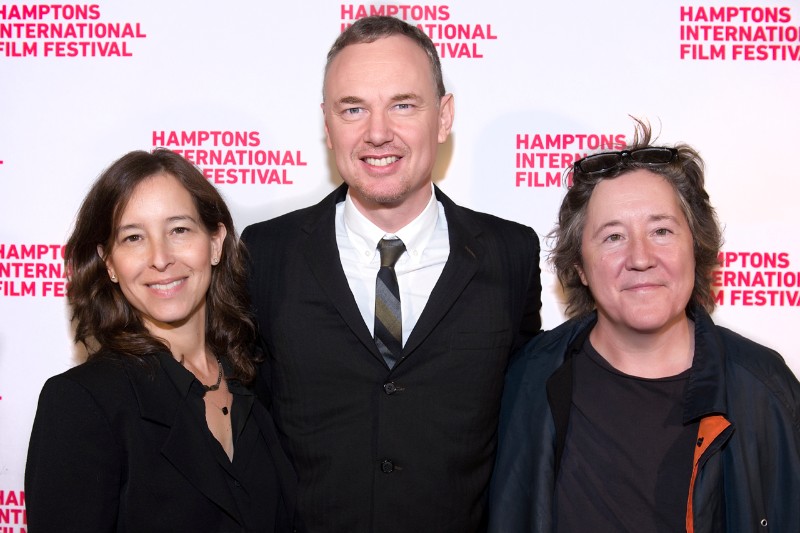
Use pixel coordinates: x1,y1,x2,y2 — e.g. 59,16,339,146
549,119,723,317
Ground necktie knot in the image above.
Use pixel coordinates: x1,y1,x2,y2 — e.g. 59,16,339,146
378,238,406,268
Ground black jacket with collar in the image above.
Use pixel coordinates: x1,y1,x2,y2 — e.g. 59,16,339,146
488,306,800,532
242,183,542,533
25,351,296,532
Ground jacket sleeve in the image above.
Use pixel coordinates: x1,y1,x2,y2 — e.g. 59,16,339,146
25,375,122,533
518,225,543,347
488,336,558,533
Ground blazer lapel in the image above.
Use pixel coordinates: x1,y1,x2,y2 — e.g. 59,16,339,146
402,188,480,359
127,357,242,523
301,185,385,364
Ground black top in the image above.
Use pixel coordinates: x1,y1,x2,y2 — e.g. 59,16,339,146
25,350,296,533
160,354,281,531
555,339,698,533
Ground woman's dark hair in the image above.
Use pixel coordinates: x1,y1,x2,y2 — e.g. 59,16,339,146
65,149,259,383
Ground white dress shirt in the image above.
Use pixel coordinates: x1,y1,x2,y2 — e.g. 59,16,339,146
335,185,450,346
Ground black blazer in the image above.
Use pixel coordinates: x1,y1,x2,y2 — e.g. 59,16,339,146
242,184,541,533
25,352,296,532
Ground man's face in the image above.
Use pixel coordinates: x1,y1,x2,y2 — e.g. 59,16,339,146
322,35,454,217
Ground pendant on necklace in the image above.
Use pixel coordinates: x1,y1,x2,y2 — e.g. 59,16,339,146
221,406,229,415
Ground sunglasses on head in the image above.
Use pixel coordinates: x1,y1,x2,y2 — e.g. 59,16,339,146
574,147,678,175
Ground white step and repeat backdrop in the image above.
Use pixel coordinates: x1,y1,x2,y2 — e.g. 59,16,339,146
1,1,798,526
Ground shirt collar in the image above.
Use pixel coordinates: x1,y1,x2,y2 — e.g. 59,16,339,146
343,184,440,264
157,352,251,398
158,352,197,397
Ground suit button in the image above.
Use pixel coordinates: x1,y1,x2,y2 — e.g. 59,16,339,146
381,459,394,473
383,382,397,395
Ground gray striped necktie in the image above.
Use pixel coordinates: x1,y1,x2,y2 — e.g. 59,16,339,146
374,238,406,369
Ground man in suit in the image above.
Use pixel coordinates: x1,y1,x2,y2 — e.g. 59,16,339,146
242,15,541,533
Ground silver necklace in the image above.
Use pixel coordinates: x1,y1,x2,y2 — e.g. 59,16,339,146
204,354,228,415
179,353,228,414
203,354,223,392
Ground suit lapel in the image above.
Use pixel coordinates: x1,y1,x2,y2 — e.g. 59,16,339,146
303,185,483,366
402,188,481,359
302,184,385,364
127,356,242,523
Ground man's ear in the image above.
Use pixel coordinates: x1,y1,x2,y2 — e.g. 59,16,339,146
322,102,334,150
437,94,454,144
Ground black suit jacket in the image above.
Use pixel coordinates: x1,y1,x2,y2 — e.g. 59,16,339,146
242,184,541,533
25,352,296,532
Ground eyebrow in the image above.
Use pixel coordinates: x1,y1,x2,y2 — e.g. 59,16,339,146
336,93,422,106
116,215,198,234
390,93,421,102
337,96,365,106
590,214,680,238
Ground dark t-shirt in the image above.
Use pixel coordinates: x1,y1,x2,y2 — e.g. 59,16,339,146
555,340,699,533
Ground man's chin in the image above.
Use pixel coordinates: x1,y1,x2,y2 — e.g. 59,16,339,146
350,183,407,207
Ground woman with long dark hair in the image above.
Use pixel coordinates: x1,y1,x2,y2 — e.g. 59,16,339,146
25,149,295,532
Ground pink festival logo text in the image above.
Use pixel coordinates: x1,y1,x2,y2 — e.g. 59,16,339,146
713,251,800,306
0,4,147,58
339,4,498,59
515,133,626,188
154,130,307,186
679,5,800,61
0,243,66,298
0,489,26,531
